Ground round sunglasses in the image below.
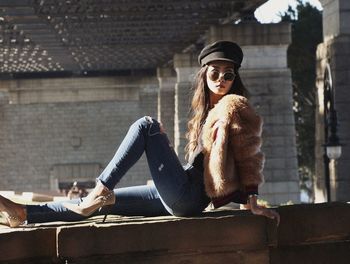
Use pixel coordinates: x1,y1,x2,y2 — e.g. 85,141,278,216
208,70,236,82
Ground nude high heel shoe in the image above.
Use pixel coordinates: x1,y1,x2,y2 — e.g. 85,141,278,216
0,212,25,228
63,190,115,217
0,195,26,228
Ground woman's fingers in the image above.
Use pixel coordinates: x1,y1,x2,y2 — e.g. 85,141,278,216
250,205,264,215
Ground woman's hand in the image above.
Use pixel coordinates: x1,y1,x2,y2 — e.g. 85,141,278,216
248,195,280,226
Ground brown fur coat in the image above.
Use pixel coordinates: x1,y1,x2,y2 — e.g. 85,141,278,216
201,94,265,198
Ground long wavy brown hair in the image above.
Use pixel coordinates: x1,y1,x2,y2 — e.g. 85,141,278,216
185,64,249,160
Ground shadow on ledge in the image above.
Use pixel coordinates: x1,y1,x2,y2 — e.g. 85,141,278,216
0,202,350,264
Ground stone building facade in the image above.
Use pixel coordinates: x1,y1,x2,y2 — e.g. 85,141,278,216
0,22,300,205
315,0,350,202
0,76,159,191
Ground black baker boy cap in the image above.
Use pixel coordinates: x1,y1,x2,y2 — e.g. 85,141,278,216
198,40,243,68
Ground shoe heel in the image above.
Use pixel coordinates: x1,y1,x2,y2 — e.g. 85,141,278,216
63,190,115,217
102,214,108,223
100,204,114,223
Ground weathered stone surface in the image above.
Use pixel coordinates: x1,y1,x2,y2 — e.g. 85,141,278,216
276,202,350,246
2,77,144,104
207,23,291,46
321,0,350,38
157,67,177,144
56,211,276,259
0,228,56,262
173,56,199,163
270,240,350,264
1,203,350,263
66,249,269,264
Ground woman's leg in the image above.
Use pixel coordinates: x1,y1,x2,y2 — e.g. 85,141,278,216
106,185,170,217
97,116,193,209
143,120,210,215
65,116,208,217
1,116,206,226
25,185,170,224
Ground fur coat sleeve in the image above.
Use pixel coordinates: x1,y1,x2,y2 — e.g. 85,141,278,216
201,94,265,198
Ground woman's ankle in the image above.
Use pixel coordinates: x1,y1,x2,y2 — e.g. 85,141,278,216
16,206,27,223
92,181,111,196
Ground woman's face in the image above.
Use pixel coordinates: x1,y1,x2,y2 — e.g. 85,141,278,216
206,61,236,96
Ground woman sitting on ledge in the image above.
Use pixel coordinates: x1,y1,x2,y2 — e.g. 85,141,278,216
0,41,280,228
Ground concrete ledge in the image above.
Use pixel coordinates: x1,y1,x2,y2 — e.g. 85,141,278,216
65,249,269,264
57,210,275,259
0,228,56,262
277,202,350,245
271,241,350,264
1,202,350,263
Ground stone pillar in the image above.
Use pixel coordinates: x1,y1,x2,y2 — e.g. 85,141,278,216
315,0,350,202
157,67,176,144
173,53,200,164
206,23,300,205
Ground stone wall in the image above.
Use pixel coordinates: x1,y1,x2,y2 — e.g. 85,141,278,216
157,67,177,145
315,0,350,201
0,76,158,191
173,53,200,164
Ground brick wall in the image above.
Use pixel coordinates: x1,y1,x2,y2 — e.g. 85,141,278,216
242,69,299,204
0,76,158,191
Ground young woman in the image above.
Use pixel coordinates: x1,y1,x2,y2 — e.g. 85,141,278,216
0,41,280,228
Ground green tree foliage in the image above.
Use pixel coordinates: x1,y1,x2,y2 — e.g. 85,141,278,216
281,1,322,200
